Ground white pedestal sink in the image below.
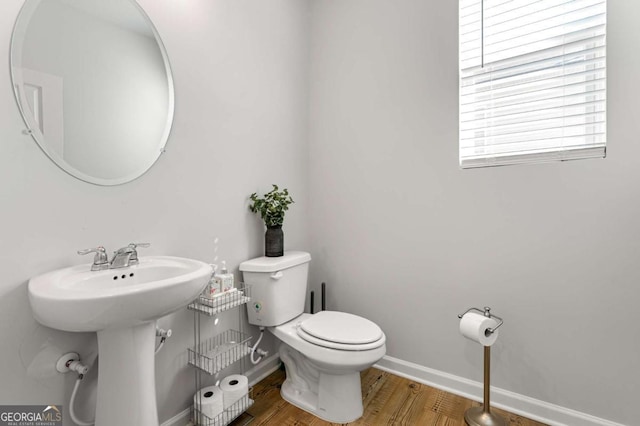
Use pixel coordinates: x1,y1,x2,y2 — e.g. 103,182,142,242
28,256,212,426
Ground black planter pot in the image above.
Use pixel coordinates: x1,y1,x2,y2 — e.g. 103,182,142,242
265,225,284,257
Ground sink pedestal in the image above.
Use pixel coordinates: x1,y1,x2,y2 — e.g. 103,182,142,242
95,321,158,426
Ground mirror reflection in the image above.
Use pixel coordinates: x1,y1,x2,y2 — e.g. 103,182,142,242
11,0,174,185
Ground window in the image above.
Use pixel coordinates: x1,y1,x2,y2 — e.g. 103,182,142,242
459,0,606,168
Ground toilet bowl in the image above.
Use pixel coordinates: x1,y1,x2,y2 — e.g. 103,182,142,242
239,252,386,423
271,312,386,422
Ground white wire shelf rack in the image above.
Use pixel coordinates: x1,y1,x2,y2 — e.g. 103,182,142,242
188,329,252,375
188,285,251,316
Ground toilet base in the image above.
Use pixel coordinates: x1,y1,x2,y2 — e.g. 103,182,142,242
279,344,364,423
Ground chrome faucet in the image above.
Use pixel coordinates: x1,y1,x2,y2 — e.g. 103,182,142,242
78,243,150,271
77,246,109,271
110,243,150,269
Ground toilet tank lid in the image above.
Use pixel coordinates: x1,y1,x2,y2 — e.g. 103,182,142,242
239,251,311,273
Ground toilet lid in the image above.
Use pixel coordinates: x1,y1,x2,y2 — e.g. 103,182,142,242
298,311,384,349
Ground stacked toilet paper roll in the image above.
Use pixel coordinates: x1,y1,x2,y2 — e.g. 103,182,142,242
194,385,224,422
459,312,499,346
220,374,249,415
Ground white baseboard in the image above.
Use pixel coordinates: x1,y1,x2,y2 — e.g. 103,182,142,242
375,356,623,426
161,407,191,426
160,354,281,426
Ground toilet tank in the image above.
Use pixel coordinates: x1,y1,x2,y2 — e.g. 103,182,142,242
239,251,311,327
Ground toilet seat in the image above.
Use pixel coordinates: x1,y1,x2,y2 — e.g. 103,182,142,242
297,311,385,351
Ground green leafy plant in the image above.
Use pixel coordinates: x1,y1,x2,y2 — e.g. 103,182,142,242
249,184,294,227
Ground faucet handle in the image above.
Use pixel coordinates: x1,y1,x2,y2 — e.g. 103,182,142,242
126,242,150,265
78,245,107,257
128,242,150,249
113,243,149,255
77,246,109,271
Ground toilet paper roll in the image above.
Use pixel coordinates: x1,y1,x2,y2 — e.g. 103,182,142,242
220,374,249,410
194,385,224,421
459,312,499,346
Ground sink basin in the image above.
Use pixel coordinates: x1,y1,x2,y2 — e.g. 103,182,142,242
28,255,212,332
27,255,212,426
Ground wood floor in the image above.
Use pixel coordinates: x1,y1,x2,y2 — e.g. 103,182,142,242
235,367,548,426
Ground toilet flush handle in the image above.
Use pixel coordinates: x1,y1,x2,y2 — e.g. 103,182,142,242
270,271,284,280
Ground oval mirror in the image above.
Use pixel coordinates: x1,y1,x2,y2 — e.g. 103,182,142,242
10,0,174,186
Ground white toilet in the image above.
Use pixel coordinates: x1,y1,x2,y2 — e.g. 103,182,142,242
239,251,386,423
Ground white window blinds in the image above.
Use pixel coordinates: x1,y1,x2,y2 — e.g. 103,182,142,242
459,0,607,168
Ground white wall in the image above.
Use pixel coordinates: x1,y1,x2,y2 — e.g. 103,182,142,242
0,0,310,424
308,1,639,425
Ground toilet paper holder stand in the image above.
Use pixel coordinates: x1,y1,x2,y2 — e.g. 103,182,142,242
457,306,506,426
457,306,503,335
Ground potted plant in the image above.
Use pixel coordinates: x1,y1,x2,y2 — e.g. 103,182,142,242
249,184,294,257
